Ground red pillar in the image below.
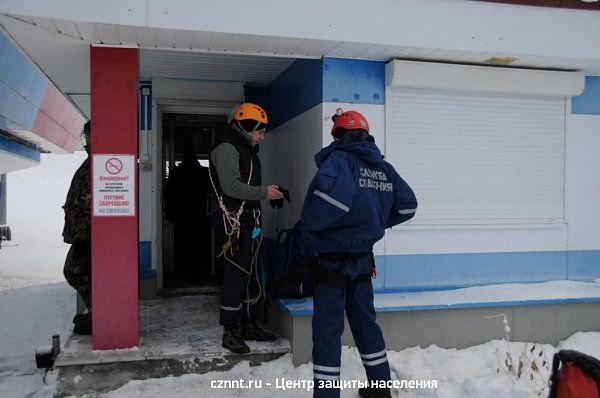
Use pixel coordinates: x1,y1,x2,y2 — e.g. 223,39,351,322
90,46,139,349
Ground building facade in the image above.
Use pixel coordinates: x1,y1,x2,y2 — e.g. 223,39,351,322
0,0,599,351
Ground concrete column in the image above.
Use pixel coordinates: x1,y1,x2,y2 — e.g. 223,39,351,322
90,46,139,349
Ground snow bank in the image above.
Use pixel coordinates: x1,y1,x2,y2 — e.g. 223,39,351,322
0,152,86,291
99,333,600,398
0,282,74,398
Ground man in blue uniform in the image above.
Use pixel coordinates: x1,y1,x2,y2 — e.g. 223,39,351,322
299,110,417,398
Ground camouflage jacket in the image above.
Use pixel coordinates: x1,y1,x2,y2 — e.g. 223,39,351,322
62,157,91,244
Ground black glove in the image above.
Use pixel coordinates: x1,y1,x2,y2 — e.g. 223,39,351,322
270,186,291,209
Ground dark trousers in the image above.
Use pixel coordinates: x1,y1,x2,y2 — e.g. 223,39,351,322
63,241,92,312
214,217,261,330
312,255,390,398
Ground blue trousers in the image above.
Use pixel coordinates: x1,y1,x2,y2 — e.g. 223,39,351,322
312,255,390,398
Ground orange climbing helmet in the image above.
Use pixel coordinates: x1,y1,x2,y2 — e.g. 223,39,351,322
331,109,369,136
232,103,268,131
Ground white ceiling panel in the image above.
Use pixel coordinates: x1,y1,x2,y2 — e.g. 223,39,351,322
53,19,80,39
140,49,295,85
115,24,139,46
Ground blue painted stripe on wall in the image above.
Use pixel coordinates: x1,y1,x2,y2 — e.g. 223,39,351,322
0,134,40,162
259,59,323,130
568,250,600,280
280,296,600,316
139,241,154,279
572,76,600,115
323,57,385,105
377,250,600,293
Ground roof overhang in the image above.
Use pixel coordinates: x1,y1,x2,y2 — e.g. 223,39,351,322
1,0,599,119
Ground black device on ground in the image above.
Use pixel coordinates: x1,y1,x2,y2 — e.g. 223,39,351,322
35,334,60,370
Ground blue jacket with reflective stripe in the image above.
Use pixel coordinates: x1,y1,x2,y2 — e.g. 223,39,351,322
299,131,417,254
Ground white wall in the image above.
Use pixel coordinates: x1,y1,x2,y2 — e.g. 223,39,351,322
261,104,323,238
566,114,600,251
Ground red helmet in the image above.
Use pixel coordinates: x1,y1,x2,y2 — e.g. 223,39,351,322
331,110,369,135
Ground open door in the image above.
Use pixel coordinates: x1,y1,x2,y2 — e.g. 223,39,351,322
160,113,227,292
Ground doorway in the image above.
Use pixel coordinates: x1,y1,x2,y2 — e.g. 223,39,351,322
161,113,227,292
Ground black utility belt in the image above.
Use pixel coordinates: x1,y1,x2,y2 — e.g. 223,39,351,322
314,266,371,289
314,251,374,289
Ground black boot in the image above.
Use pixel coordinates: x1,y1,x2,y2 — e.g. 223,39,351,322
222,326,251,354
72,312,91,325
358,387,392,398
73,315,92,336
241,322,277,342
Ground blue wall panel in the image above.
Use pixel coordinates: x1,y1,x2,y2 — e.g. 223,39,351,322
0,31,50,133
138,241,154,279
322,57,385,104
28,74,49,109
380,251,570,292
572,76,600,115
0,39,36,98
250,59,323,130
248,57,385,129
0,80,29,128
0,134,40,162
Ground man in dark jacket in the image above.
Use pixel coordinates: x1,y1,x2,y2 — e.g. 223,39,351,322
62,121,92,335
210,103,283,354
299,110,417,398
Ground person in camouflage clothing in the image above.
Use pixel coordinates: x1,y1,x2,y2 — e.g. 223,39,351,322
62,121,92,335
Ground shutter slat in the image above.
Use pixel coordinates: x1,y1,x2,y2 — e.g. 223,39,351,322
389,88,565,222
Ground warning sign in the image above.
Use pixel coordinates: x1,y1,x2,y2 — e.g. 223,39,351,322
93,154,135,217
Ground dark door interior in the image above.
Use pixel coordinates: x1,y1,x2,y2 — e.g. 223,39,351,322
161,113,227,292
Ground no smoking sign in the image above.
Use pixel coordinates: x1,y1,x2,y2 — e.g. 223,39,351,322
105,157,123,175
93,154,135,217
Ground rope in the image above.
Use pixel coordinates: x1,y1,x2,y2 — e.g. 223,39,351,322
209,150,264,315
208,156,253,235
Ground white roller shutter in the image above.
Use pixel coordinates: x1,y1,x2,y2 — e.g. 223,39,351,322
387,87,566,224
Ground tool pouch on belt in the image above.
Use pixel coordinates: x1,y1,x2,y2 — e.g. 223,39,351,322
314,252,373,289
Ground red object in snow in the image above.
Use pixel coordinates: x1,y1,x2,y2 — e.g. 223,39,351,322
555,362,600,398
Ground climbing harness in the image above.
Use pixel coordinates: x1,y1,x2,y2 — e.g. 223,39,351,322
208,156,264,316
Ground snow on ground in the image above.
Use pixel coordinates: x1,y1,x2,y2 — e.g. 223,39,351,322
0,152,87,291
0,282,74,398
0,153,82,397
95,332,600,398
